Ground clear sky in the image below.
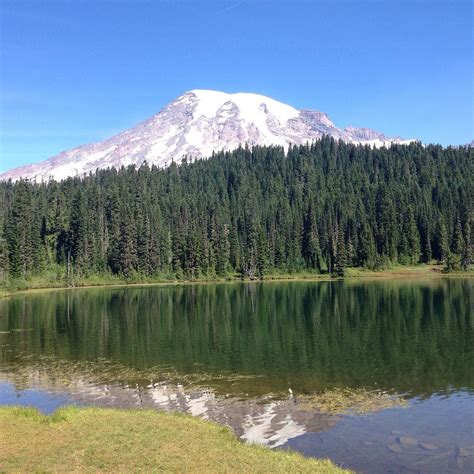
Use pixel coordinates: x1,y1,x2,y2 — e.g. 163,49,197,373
0,0,472,172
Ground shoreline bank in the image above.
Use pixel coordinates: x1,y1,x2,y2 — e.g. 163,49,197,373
1,264,472,298
0,406,348,472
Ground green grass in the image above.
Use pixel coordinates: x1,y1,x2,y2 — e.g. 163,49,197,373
0,406,347,473
345,263,473,278
1,263,472,298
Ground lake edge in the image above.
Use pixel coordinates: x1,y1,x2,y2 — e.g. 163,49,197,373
2,264,473,299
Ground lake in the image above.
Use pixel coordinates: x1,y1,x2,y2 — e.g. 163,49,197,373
1,279,472,472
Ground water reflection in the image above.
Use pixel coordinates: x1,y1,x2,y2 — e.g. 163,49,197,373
1,279,472,397
0,371,338,448
285,391,474,473
0,279,472,472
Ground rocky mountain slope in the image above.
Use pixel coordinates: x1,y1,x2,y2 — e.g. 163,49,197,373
0,90,415,181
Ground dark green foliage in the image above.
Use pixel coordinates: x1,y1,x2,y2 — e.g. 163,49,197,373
302,206,322,272
434,216,449,264
1,138,472,282
461,220,472,271
4,180,36,278
333,224,346,277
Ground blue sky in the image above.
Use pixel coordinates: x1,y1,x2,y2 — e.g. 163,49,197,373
0,0,472,172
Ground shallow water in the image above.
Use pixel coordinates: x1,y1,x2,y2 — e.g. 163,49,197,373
286,391,474,473
1,279,472,472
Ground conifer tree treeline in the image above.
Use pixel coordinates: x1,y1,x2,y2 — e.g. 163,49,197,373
0,138,472,281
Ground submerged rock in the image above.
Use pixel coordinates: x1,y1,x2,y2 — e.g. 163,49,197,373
419,442,438,451
387,443,403,453
398,436,418,447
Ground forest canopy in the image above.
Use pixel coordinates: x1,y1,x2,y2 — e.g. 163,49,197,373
0,137,472,283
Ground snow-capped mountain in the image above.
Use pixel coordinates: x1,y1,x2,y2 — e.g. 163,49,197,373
0,90,415,182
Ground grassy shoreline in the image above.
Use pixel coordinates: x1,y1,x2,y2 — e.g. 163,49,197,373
0,406,347,472
1,264,472,298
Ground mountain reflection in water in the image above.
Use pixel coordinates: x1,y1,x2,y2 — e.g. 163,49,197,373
1,279,472,472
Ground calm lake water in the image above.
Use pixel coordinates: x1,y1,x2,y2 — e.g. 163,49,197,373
1,279,473,472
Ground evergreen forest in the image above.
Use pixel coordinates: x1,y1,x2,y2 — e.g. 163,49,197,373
0,138,472,284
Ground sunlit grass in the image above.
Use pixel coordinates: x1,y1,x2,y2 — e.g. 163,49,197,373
1,263,471,298
0,406,348,472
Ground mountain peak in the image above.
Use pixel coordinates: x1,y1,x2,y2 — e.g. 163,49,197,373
0,90,415,182
177,89,299,124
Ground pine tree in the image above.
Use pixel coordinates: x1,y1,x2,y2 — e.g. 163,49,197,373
461,220,472,271
405,206,420,264
434,217,449,263
68,190,87,276
119,209,138,278
161,229,173,274
5,180,35,278
215,224,231,276
419,212,432,263
453,218,464,256
358,221,377,269
243,214,258,278
302,206,322,272
333,224,346,277
257,228,269,277
106,186,122,273
0,215,8,282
